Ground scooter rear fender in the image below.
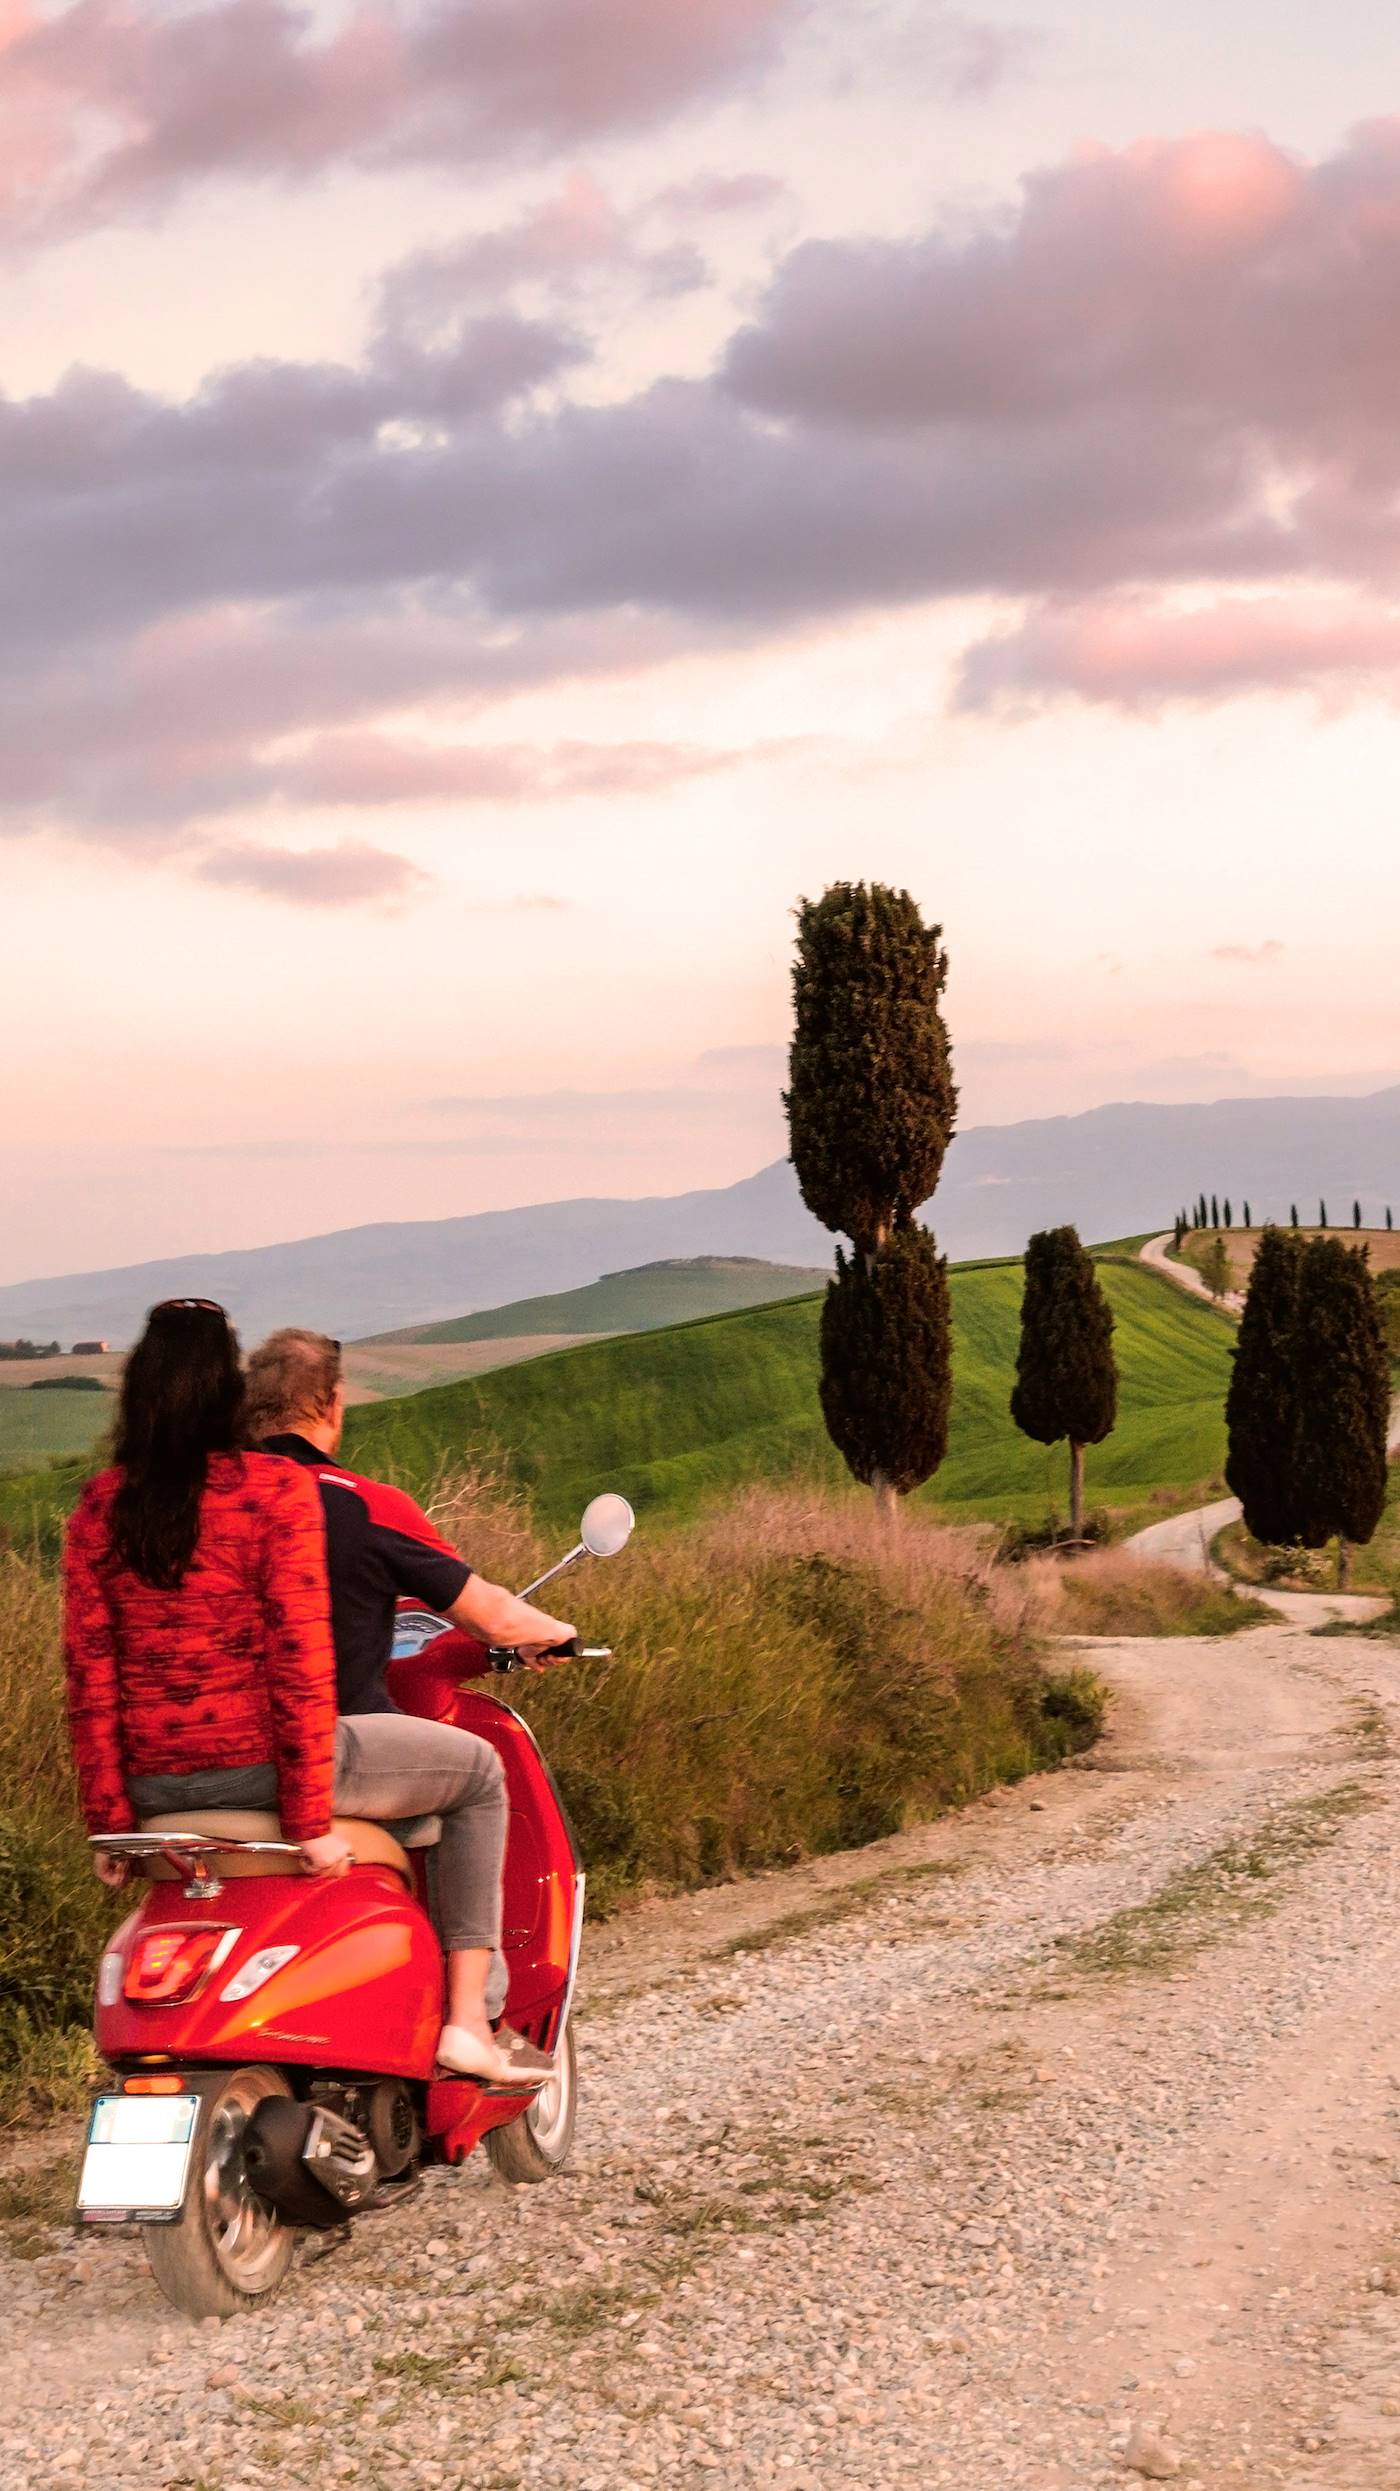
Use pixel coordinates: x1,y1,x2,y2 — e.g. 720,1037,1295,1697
95,1866,442,2079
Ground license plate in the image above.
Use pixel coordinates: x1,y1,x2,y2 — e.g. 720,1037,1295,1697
76,2093,198,2222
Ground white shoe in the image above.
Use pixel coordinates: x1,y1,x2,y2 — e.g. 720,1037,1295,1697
434,2024,551,2091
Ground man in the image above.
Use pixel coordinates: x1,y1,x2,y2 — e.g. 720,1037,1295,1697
244,1327,566,1717
244,1327,575,2088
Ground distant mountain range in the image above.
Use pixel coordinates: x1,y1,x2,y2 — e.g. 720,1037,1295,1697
5,1083,1400,1346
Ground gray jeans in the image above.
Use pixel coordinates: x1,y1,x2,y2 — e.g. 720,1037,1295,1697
128,1714,510,2013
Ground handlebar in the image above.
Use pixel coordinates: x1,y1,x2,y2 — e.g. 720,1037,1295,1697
488,1639,612,1674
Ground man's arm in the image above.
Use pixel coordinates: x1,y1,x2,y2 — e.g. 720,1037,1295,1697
355,1477,575,1655
445,1575,576,1657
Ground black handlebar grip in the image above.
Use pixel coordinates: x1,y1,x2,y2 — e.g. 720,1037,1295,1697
488,1636,583,1672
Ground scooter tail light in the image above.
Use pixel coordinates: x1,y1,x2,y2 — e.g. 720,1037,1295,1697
123,1925,237,2004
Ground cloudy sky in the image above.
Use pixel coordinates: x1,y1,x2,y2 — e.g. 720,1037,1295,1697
7,0,1400,1281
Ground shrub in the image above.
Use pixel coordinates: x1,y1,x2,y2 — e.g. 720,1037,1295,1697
0,1479,1101,2110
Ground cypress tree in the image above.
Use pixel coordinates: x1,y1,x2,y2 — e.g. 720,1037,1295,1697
1223,1198,1233,1229
1319,1198,1328,1228
1225,1226,1305,1545
1010,1226,1118,1539
1201,1233,1232,1300
1243,1200,1252,1229
1211,1192,1220,1229
1290,1203,1299,1228
820,1229,952,1499
1387,1207,1394,1232
786,881,956,1517
1354,1200,1362,1229
1291,1238,1391,1584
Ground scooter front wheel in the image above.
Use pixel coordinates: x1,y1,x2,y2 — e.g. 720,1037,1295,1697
484,2025,577,2183
143,2066,298,2320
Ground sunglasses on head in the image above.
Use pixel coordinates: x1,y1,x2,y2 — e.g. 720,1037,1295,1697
150,1297,229,1320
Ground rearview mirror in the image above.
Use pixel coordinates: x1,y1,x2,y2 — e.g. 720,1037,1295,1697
580,1492,635,1559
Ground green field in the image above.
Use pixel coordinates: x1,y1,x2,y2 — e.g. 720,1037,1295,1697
366,1256,828,1347
0,1390,114,1475
342,1255,1235,1536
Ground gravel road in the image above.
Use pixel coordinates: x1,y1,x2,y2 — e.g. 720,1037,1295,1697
1138,1236,1244,1315
10,1619,1400,2489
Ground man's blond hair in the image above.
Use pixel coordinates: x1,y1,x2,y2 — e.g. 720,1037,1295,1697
245,1328,343,1437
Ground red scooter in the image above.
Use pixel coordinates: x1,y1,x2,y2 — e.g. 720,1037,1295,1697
74,1492,634,2320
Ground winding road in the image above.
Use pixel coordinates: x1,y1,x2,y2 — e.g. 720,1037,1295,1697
4,1241,1400,2488
10,1617,1400,2490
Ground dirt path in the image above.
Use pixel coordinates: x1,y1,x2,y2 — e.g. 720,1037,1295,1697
11,1621,1400,2488
1139,1232,1244,1314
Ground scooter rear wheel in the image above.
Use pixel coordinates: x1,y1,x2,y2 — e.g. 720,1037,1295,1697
143,2066,298,2320
484,2025,577,2183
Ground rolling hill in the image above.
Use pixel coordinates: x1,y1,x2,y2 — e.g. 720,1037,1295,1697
6,1079,1400,1347
0,1251,1234,1550
366,1257,829,1347
342,1253,1234,1536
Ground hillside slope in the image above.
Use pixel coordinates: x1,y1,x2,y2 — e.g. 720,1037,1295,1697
343,1257,1234,1534
368,1257,828,1347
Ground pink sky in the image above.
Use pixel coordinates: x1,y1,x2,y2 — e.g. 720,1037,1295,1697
6,0,1400,1280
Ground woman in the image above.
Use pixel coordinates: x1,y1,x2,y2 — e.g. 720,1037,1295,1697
62,1298,565,2089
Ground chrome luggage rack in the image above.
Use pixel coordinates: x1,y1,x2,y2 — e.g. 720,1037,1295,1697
90,1830,300,1899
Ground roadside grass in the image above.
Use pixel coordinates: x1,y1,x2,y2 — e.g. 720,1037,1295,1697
1031,1547,1270,1638
1054,1781,1379,1983
0,1476,1101,2125
1215,1469,1400,1607
708,1856,968,1962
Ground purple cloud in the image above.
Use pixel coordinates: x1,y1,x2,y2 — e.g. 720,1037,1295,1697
12,119,1400,877
195,838,432,906
0,0,799,241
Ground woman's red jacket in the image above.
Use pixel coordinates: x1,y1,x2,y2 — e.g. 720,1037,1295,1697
62,1453,337,1841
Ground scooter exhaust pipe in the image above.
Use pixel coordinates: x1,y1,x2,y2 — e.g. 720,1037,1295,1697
243,2098,377,2229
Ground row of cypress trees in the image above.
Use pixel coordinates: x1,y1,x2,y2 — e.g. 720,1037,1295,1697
784,882,1389,1572
1175,1202,1394,1243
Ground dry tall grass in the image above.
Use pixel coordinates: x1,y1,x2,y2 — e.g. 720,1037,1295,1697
0,1474,1101,2120
1027,1546,1267,1638
430,1473,1101,1907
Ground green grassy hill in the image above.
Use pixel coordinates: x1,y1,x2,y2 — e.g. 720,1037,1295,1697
0,1251,1235,1551
365,1257,828,1347
343,1255,1234,1536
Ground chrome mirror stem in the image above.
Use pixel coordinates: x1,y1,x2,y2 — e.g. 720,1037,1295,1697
517,1542,586,1602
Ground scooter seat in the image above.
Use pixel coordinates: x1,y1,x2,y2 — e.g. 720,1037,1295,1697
137,1809,442,1883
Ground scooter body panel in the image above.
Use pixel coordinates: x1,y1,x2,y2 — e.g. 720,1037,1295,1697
95,1867,444,2078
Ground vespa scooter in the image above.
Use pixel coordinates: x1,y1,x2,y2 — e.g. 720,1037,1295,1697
74,1492,634,2320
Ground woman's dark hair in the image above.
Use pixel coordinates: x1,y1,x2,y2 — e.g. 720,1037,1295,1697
109,1301,246,1589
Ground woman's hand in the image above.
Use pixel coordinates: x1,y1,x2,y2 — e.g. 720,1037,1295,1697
299,1831,354,1878
93,1850,131,1890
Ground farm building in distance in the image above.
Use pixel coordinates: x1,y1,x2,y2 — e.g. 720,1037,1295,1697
70,1339,109,1355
